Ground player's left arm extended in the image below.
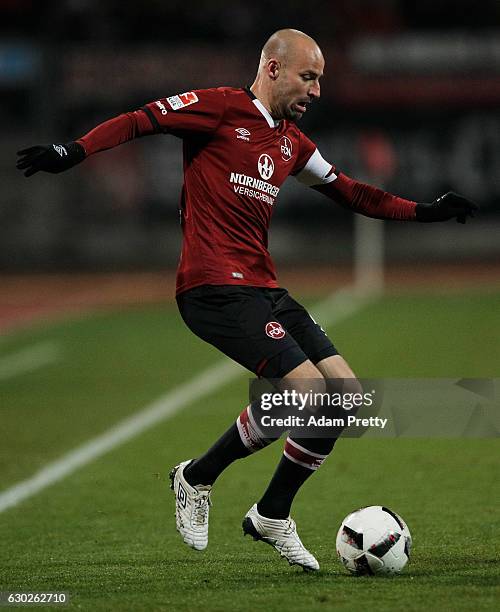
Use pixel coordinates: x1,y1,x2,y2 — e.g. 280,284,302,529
297,151,478,224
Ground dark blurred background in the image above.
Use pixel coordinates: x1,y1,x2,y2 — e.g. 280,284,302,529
1,0,499,273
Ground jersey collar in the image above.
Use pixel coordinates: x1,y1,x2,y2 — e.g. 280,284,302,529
244,86,280,129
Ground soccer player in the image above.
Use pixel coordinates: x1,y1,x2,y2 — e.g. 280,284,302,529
17,29,477,571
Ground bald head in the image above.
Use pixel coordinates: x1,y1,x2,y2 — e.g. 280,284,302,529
251,29,325,122
260,29,323,70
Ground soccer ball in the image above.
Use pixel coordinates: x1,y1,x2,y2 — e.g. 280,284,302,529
336,506,412,575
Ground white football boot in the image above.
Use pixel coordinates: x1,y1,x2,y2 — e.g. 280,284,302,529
242,503,320,571
169,460,212,551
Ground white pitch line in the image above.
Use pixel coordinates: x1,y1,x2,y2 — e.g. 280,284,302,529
0,359,241,514
0,341,62,382
0,288,375,513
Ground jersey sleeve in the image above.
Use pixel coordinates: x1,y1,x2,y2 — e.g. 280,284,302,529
314,173,417,220
76,88,227,157
76,111,154,156
291,134,416,221
292,132,338,185
140,88,227,138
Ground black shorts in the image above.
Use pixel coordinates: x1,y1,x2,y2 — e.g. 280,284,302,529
176,285,339,378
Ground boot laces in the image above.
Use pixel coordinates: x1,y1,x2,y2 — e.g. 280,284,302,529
193,490,211,526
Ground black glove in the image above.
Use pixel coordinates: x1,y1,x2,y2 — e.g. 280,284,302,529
415,192,478,224
16,142,86,177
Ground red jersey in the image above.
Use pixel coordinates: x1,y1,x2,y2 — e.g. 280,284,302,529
77,86,416,295
142,87,321,294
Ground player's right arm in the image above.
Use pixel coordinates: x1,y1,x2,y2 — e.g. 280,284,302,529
16,89,226,177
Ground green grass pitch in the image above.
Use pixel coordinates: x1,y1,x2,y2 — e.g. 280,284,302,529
0,291,499,611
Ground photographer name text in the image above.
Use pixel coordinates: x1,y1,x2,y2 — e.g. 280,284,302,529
260,415,388,429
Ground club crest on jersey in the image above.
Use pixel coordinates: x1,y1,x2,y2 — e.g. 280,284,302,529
258,154,274,180
166,91,199,110
265,321,285,340
279,136,293,161
235,127,251,142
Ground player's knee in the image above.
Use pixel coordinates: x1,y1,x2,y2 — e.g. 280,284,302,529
342,377,364,398
281,361,326,412
291,376,327,408
324,375,363,396
318,376,364,425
